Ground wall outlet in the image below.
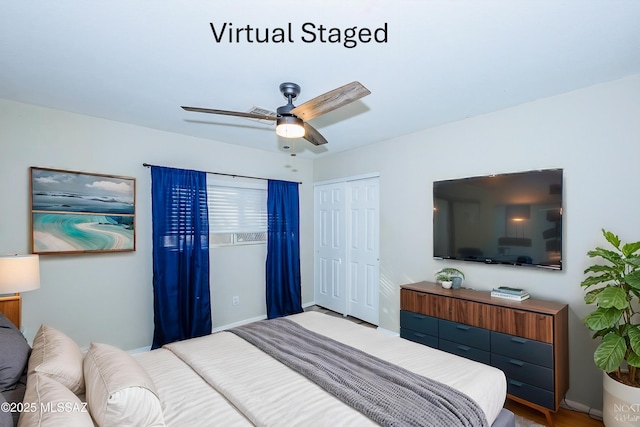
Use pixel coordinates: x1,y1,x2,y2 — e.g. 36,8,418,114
232,296,240,306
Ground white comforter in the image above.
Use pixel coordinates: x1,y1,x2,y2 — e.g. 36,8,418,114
136,311,507,427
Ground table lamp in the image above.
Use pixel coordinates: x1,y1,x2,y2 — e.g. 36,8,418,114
0,254,41,329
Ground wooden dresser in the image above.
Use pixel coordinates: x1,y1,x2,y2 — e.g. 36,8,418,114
400,281,568,427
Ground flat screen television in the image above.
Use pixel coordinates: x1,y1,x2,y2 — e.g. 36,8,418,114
433,169,563,270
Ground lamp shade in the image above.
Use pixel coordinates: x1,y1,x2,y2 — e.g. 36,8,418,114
0,254,41,294
275,115,305,138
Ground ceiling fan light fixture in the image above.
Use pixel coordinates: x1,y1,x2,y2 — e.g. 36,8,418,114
276,115,305,138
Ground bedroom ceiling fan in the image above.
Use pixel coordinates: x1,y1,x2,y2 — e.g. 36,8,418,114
181,81,370,146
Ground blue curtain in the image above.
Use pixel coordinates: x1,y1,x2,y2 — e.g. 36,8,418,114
151,166,212,349
266,180,303,319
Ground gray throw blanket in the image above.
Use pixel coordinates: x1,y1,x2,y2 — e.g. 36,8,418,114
230,318,488,427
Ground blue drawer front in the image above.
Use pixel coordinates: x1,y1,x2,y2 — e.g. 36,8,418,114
400,328,439,348
439,339,491,364
507,379,555,410
491,331,553,368
400,310,439,336
439,319,490,351
491,353,553,391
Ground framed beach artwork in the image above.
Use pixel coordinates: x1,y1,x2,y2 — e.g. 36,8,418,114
30,167,136,254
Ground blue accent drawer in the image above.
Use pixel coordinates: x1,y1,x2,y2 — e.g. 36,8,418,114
491,331,553,368
439,339,491,364
400,328,438,348
439,320,490,351
507,378,555,410
491,354,553,391
400,310,439,336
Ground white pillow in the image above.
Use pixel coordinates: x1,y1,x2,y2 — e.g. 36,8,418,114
18,373,93,427
28,325,85,395
83,342,165,427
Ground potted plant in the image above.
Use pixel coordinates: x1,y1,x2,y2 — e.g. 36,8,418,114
435,267,465,289
581,229,640,426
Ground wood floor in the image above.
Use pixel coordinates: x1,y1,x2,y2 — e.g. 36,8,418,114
505,399,603,427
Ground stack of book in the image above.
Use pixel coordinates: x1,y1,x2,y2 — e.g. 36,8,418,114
490,286,530,301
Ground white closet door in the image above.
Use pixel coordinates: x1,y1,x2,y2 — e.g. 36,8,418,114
346,178,379,325
314,177,380,325
314,183,347,314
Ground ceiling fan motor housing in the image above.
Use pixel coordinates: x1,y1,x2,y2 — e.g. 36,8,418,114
279,82,301,99
277,82,301,116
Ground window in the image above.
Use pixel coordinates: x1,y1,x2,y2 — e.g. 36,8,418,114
207,177,267,246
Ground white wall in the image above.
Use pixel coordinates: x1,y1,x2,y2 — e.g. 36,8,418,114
314,74,640,410
0,99,314,350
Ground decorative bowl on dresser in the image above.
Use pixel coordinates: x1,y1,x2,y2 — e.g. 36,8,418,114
400,281,569,427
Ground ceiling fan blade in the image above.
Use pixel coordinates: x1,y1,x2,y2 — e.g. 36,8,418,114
303,123,328,146
291,81,371,121
181,106,276,121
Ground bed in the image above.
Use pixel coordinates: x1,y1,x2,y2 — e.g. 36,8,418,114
3,311,515,427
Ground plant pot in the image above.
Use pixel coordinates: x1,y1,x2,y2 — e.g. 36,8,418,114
603,370,640,426
451,276,463,289
441,281,452,289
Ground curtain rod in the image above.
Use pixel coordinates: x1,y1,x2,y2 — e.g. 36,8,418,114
142,163,302,185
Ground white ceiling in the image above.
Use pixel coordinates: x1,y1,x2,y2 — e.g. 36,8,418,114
2,1,639,157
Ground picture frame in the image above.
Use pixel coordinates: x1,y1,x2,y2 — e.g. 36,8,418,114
30,167,136,254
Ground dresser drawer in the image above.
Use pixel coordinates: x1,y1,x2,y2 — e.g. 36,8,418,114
439,339,491,364
400,328,438,348
507,379,555,410
491,331,553,368
439,319,490,351
491,354,553,391
400,282,569,416
400,310,439,336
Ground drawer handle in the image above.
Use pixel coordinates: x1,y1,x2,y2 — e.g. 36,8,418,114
457,345,471,352
413,332,426,338
511,337,528,344
456,325,471,331
412,314,427,320
509,359,525,367
508,379,524,387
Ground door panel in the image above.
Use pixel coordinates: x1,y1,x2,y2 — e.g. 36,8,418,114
345,178,379,325
314,183,346,314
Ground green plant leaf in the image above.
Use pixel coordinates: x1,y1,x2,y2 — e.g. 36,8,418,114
580,274,613,288
588,247,623,266
434,267,464,279
629,326,640,356
627,350,640,368
584,265,616,275
584,307,622,331
626,270,640,290
594,333,626,372
584,288,604,304
597,286,629,310
603,230,621,250
593,329,613,339
622,242,640,258
626,256,640,268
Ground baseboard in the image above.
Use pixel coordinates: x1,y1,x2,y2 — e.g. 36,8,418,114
376,326,399,336
561,398,603,421
212,314,268,333
127,346,152,354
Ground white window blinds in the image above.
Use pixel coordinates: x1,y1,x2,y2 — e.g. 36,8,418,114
207,178,267,246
